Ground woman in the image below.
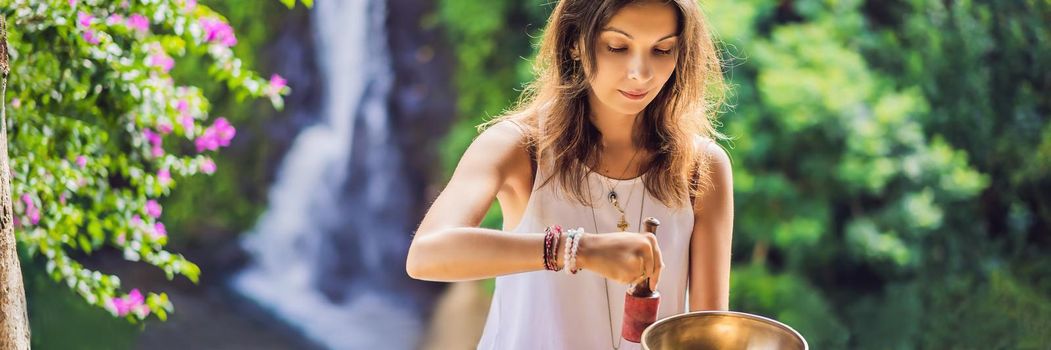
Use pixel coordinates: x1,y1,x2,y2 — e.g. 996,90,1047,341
406,0,733,348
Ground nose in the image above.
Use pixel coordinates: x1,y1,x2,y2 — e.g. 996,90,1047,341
627,52,653,83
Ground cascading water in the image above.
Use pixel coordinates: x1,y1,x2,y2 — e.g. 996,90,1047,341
230,0,429,348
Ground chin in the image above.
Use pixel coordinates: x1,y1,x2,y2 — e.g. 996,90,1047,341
609,96,652,115
614,104,647,115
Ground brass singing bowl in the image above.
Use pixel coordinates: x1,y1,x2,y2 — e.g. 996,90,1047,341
641,311,808,350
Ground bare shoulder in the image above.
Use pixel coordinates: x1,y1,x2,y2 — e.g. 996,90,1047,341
697,137,732,171
693,136,733,212
463,118,533,183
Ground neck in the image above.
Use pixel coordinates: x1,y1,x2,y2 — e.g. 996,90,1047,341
587,91,643,152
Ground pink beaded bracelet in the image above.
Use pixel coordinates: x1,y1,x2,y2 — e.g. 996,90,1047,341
543,225,563,271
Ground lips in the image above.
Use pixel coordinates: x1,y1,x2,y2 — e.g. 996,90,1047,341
619,89,648,100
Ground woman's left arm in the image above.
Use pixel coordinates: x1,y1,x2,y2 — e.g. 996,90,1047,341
688,141,734,311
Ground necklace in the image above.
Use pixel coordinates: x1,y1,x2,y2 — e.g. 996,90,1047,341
596,147,642,231
589,179,646,350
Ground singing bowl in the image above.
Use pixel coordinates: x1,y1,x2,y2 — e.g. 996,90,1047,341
641,311,807,350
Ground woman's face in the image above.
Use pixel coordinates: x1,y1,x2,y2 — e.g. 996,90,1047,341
587,1,679,117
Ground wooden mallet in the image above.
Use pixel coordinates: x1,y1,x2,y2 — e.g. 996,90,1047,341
622,217,661,343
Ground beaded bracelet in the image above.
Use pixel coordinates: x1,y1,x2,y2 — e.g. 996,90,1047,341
569,227,584,274
543,225,563,271
564,227,585,275
551,225,563,271
543,227,554,271
562,230,576,275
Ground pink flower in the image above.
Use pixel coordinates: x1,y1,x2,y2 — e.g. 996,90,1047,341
20,194,40,225
200,158,216,174
115,232,126,245
111,297,129,316
10,98,19,109
184,0,197,11
82,30,100,44
194,117,236,152
77,12,94,27
128,289,144,305
157,169,172,186
127,14,149,34
69,0,76,6
145,200,162,218
153,222,167,238
180,114,195,134
149,52,174,73
106,14,124,26
194,129,219,152
76,155,88,168
157,121,173,134
143,129,162,146
268,74,287,95
151,145,165,158
175,99,189,112
199,18,237,47
59,194,67,205
212,117,236,147
112,288,147,317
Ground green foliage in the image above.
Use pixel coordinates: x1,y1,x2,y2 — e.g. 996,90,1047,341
278,0,312,9
22,253,137,350
161,0,296,244
731,265,849,349
2,0,288,322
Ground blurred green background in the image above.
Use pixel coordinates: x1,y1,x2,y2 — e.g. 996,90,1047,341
16,0,1051,349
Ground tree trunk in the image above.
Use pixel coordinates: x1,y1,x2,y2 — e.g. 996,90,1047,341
0,16,32,350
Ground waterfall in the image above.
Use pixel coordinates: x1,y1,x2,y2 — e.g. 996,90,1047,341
230,0,426,348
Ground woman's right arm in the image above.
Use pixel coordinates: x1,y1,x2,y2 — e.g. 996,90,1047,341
406,121,550,282
405,121,664,287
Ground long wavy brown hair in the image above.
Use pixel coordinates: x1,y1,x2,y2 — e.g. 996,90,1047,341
481,0,728,208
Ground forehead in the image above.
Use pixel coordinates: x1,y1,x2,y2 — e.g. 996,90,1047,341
603,1,679,39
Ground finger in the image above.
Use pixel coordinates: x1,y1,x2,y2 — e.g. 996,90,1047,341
625,253,647,286
647,234,664,291
628,272,647,287
639,243,653,286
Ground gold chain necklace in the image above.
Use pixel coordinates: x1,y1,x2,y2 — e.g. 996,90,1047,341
589,179,646,350
596,147,641,231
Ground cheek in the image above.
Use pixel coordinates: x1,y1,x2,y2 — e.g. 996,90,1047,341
655,58,677,85
590,54,626,91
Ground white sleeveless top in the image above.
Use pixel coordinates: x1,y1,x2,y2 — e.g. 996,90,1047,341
477,155,696,350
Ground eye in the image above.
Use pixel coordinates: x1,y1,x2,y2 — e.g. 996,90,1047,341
607,46,627,53
654,48,674,56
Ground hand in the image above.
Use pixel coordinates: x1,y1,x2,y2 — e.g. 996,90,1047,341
576,231,664,291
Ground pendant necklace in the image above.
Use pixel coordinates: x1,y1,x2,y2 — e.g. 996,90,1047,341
597,147,642,231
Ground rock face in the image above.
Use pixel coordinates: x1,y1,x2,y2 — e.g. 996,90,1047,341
230,0,455,348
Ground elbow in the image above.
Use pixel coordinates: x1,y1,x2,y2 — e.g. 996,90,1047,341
405,244,424,280
406,261,427,281
405,233,435,281
406,228,458,282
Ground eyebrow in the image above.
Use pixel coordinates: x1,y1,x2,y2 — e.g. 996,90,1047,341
602,26,678,42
